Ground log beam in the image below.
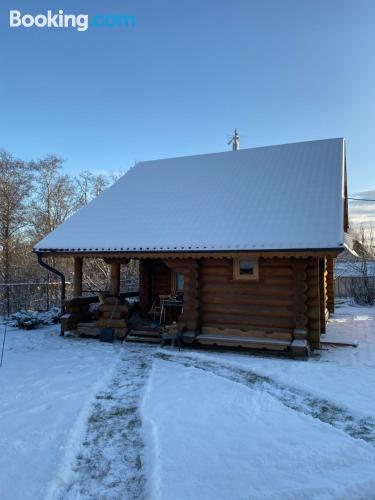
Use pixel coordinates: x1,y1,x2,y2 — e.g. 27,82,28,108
73,257,83,297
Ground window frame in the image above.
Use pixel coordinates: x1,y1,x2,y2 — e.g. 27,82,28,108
233,258,259,281
171,270,185,293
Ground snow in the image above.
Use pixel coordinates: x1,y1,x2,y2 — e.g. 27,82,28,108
142,359,375,500
0,325,119,500
187,301,375,418
35,138,345,253
1,302,375,500
8,308,60,329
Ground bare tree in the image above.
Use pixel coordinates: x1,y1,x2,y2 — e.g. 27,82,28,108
92,173,109,197
347,224,375,305
0,150,34,314
76,171,109,208
29,156,77,242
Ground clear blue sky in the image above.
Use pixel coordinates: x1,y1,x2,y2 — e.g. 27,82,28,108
1,0,374,193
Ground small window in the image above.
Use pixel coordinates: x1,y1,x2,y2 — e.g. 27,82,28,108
172,271,185,292
233,258,259,281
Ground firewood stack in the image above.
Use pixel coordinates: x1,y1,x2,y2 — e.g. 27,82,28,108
96,296,129,339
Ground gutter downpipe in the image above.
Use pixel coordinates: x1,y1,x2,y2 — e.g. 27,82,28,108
37,253,66,317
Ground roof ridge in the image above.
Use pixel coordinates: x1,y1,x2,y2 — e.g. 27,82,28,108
135,137,345,167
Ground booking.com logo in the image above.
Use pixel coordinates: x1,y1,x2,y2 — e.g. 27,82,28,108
9,10,136,32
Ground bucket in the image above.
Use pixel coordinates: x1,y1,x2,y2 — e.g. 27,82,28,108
100,327,114,343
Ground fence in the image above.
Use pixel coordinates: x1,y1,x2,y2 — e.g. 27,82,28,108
335,276,375,299
0,277,139,317
0,282,73,316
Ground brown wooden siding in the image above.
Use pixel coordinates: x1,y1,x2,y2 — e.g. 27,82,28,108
326,257,335,313
163,260,200,332
139,260,171,316
139,255,324,348
200,258,295,337
151,260,171,298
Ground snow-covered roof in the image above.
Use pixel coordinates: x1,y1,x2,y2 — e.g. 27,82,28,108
34,138,346,254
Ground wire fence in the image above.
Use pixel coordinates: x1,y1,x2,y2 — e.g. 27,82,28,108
0,282,72,317
0,277,140,317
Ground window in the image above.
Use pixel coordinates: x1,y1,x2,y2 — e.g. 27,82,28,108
172,271,185,292
233,258,259,281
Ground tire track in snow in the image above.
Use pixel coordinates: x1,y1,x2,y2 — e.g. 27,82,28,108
156,352,375,446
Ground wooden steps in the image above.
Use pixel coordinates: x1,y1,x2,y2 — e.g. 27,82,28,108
126,328,162,344
126,335,161,344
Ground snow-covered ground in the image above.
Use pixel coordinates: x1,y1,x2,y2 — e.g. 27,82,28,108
0,301,374,499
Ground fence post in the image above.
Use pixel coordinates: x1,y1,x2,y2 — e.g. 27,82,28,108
6,284,10,317
46,273,50,311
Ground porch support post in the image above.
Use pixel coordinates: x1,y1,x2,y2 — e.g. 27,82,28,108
110,262,121,296
139,260,152,316
73,257,83,297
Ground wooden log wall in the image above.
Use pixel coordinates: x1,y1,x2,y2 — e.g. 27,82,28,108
326,257,335,313
306,257,321,348
139,260,171,316
319,258,327,333
163,259,200,332
200,258,296,339
151,261,172,297
291,259,308,334
139,256,326,347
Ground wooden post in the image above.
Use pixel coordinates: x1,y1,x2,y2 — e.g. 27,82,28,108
73,257,83,297
139,260,152,316
110,262,121,296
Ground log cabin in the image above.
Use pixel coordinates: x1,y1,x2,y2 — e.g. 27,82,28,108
34,138,350,357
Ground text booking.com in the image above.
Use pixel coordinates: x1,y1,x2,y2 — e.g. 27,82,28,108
9,10,136,32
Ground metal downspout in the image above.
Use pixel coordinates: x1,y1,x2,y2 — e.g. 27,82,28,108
37,253,66,315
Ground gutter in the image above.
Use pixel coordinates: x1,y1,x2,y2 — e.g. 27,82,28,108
37,253,66,315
